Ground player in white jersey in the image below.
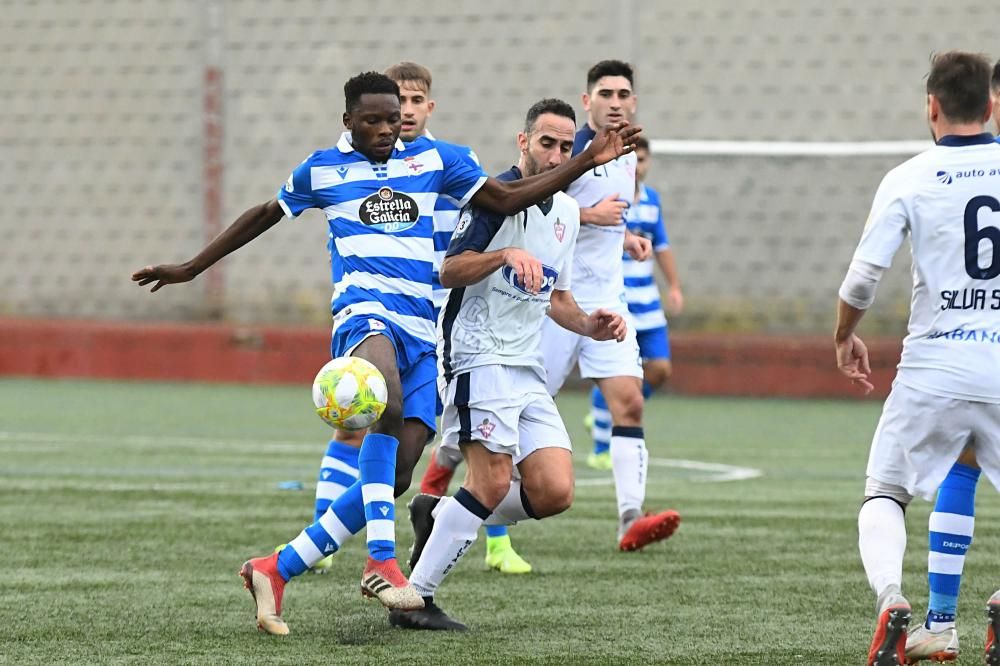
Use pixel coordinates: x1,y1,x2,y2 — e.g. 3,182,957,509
133,72,641,636
389,98,626,631
902,59,1000,665
539,60,680,551
587,135,684,470
832,52,1000,666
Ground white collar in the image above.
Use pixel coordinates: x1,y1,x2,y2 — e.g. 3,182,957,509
336,131,406,155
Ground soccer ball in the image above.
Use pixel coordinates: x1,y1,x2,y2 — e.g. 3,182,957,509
312,357,388,431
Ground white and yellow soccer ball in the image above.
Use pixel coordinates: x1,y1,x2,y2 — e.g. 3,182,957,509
312,357,388,431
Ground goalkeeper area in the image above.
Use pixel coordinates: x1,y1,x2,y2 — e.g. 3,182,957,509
6,377,1000,664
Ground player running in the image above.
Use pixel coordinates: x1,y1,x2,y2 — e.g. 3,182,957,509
392,98,626,630
586,135,684,471
832,52,1000,666
132,71,639,635
539,59,680,550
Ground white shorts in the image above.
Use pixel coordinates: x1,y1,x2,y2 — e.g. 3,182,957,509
440,364,571,464
867,381,1000,500
539,309,643,395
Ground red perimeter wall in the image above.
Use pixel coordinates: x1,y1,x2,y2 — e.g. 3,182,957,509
0,318,901,400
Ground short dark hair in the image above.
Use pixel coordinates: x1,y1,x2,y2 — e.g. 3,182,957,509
384,61,432,93
587,60,634,91
634,136,650,152
524,98,576,134
344,71,399,113
992,59,1000,92
926,51,992,123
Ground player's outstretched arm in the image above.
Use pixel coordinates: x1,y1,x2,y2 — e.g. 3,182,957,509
132,199,285,292
470,123,642,216
440,247,543,294
656,248,684,314
547,290,627,342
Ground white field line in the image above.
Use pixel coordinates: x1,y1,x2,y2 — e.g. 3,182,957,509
0,431,763,485
576,457,762,486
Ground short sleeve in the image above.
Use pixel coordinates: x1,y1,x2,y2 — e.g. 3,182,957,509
436,141,488,208
852,170,910,268
445,204,507,257
276,152,320,219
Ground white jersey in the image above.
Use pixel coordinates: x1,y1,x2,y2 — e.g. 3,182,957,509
851,133,1000,402
566,124,637,311
438,166,580,387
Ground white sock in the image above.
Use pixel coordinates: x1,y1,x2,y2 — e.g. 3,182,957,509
610,427,648,516
858,497,907,597
483,481,535,525
410,488,489,598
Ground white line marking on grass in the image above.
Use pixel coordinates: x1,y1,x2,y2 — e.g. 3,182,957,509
576,457,762,486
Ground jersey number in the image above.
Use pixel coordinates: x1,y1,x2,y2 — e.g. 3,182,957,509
964,195,1000,280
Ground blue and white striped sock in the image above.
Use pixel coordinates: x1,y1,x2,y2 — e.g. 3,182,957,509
359,433,398,562
926,462,980,631
277,480,366,580
314,439,360,522
590,386,611,455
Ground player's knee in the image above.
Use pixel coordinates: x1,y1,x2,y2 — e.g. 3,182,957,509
644,360,672,388
393,467,414,498
374,397,404,436
466,476,510,510
862,477,913,509
610,389,644,425
958,447,980,468
533,481,574,518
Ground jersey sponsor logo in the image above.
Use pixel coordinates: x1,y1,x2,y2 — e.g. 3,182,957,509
554,218,565,242
359,187,419,232
500,263,559,295
404,156,424,173
476,418,496,439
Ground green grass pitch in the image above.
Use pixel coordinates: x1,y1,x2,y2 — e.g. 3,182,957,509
3,377,1000,664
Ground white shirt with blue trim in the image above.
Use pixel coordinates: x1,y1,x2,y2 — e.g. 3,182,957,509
849,133,1000,402
278,132,487,344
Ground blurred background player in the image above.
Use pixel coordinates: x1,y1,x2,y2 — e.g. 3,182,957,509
539,59,680,550
833,52,1000,666
395,98,626,630
586,135,684,470
903,57,1000,665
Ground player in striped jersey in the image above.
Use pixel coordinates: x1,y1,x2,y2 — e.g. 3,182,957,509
133,71,640,635
587,136,683,471
385,61,533,575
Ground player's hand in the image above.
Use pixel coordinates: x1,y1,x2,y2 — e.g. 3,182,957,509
502,247,543,295
586,121,642,166
585,308,627,342
623,232,652,261
587,194,628,226
131,263,198,292
666,286,684,315
835,333,874,394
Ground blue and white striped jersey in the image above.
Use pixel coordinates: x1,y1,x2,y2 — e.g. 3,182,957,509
424,132,480,314
622,183,669,331
278,132,487,344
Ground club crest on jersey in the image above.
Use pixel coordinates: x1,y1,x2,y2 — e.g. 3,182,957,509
553,218,565,242
476,418,496,439
500,263,559,295
404,156,424,173
359,187,419,232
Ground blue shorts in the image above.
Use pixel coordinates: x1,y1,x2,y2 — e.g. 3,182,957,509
636,325,671,361
331,315,438,433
